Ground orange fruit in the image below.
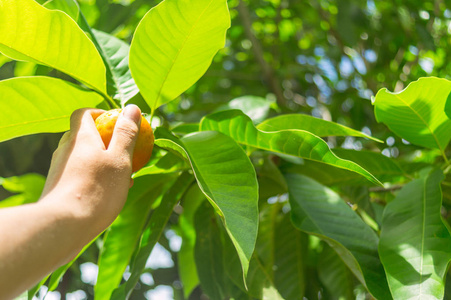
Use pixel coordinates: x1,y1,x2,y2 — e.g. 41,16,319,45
95,109,154,172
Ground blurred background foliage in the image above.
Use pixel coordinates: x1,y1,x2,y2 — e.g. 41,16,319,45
1,0,451,299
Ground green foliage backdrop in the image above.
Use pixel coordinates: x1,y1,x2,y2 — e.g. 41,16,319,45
2,0,451,299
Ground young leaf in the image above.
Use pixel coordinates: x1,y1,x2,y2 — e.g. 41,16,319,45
373,77,451,153
0,77,103,143
258,113,382,142
111,172,193,299
129,0,230,113
379,168,451,299
0,0,106,94
91,30,139,104
95,173,177,300
200,110,382,186
286,173,391,300
154,131,259,279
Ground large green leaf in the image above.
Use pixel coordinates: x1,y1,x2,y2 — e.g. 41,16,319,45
200,110,381,186
194,201,227,299
95,173,177,300
318,245,355,300
281,149,404,186
111,172,193,299
0,174,45,208
258,113,382,142
0,76,104,143
0,0,106,94
154,131,259,278
272,212,305,299
177,185,205,298
129,0,230,112
92,29,139,104
373,77,451,153
286,173,391,300
379,168,451,299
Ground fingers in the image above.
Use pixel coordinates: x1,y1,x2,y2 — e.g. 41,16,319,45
109,104,142,157
70,108,105,145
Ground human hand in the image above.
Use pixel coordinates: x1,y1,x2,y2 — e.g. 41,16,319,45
40,105,142,239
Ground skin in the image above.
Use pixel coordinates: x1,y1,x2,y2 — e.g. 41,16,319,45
0,105,142,299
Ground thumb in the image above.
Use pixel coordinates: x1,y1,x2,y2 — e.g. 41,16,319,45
109,104,142,156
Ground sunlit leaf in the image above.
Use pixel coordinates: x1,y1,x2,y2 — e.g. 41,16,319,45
129,0,230,112
373,77,451,153
0,77,103,143
200,110,381,185
0,0,106,94
379,168,451,299
155,131,259,279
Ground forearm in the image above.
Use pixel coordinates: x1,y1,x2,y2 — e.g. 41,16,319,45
0,199,95,299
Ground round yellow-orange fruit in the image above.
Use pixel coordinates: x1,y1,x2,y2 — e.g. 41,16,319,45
95,109,154,172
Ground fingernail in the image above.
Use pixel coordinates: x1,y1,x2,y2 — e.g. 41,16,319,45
123,104,142,125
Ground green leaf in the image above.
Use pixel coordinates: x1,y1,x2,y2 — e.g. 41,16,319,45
133,152,188,178
171,123,200,136
373,77,451,153
194,201,227,299
92,29,139,104
200,110,381,186
129,0,230,112
155,131,259,279
95,173,177,300
318,245,355,300
177,185,205,298
43,0,80,21
281,149,404,186
0,77,104,143
272,212,305,299
286,173,391,300
379,168,451,299
258,113,382,142
0,0,106,94
217,96,271,124
112,172,193,299
0,173,45,208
